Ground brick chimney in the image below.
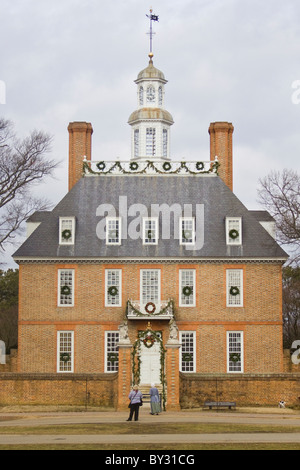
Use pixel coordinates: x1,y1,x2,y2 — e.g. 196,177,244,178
68,122,93,191
208,122,234,191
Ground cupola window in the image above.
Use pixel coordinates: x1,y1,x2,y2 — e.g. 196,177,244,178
146,128,156,156
147,85,155,103
139,87,144,106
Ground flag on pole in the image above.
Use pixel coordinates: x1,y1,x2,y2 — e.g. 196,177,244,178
151,14,159,21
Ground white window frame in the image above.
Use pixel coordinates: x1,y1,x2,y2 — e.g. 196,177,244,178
134,129,139,158
226,269,244,307
146,128,156,156
227,331,244,373
140,269,161,308
180,331,196,373
106,217,122,245
226,217,242,245
105,331,120,373
58,269,75,307
179,269,196,307
57,331,74,373
105,269,122,307
139,86,144,106
142,217,158,245
59,217,75,245
180,217,195,245
163,128,168,157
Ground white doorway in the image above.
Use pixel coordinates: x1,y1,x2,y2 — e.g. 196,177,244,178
139,332,162,385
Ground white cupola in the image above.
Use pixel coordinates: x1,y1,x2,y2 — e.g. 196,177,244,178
128,52,174,162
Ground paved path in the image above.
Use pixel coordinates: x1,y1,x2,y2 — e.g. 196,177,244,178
0,409,299,446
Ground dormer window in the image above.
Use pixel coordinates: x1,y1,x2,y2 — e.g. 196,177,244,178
226,217,242,245
106,217,121,245
180,218,195,245
59,217,75,245
143,218,158,245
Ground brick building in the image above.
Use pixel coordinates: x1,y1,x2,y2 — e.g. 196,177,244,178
13,53,288,410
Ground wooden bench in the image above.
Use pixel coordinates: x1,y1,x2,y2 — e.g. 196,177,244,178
204,401,236,410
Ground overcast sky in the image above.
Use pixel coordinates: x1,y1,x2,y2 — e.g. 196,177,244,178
1,0,300,267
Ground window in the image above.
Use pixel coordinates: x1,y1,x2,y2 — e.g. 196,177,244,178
134,129,139,158
59,217,75,245
106,217,121,245
179,269,196,306
158,86,163,106
105,332,120,372
146,128,156,156
105,269,122,307
180,332,196,372
163,129,168,157
139,86,144,106
58,269,74,307
226,217,242,245
143,218,158,245
57,331,74,373
141,269,160,307
147,85,155,103
227,331,244,373
180,218,195,245
226,269,243,307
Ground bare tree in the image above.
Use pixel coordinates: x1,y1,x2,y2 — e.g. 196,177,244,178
258,169,300,263
283,267,300,348
0,118,57,251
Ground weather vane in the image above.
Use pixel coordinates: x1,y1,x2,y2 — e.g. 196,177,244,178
146,8,159,59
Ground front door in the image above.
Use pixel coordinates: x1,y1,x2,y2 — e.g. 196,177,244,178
139,332,162,385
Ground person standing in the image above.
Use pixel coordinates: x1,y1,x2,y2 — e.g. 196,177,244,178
127,385,143,421
149,383,161,415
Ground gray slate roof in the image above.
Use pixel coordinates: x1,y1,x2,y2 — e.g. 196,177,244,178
13,174,288,261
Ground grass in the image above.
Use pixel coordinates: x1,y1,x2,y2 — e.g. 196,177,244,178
0,422,299,435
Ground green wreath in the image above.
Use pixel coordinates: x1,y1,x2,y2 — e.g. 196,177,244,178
61,285,71,296
229,229,239,240
96,161,106,171
229,353,241,363
182,286,193,297
60,353,71,363
230,286,240,296
143,334,156,348
108,286,119,297
130,162,139,171
182,230,192,240
108,352,118,363
196,161,204,171
147,229,155,240
62,229,72,240
182,353,193,362
163,161,172,171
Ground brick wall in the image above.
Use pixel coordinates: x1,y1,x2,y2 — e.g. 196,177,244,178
18,261,284,374
0,373,117,407
180,373,300,408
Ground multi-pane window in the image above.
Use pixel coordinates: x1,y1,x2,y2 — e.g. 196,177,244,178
226,217,242,245
180,218,195,245
106,218,121,245
105,332,120,373
227,331,244,373
134,129,139,158
141,269,160,307
139,86,144,106
59,217,75,245
147,86,155,103
146,128,156,156
163,129,168,157
179,269,196,306
57,331,74,373
180,332,196,372
105,269,122,307
143,218,158,245
226,269,243,307
58,269,74,307
158,86,163,106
